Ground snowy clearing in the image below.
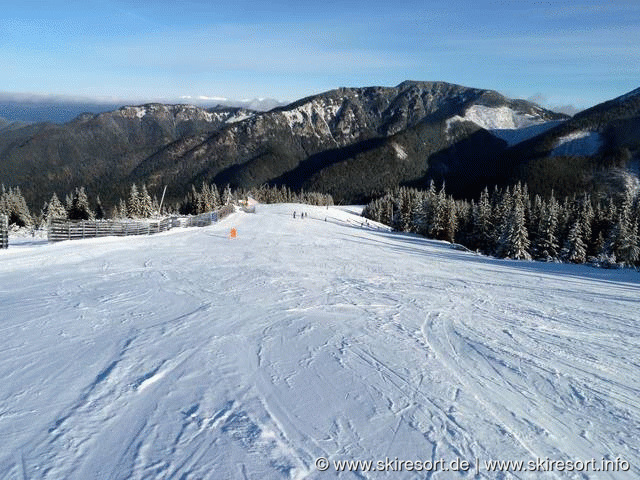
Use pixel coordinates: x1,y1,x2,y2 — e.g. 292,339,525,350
446,105,561,146
551,130,603,157
1,204,639,479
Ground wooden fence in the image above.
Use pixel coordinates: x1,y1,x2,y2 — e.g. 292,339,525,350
182,203,235,227
0,214,7,249
48,217,173,242
47,203,237,243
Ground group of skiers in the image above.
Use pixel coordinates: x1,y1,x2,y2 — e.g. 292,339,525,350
292,211,308,219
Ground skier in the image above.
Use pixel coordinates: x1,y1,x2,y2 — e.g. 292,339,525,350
293,211,296,218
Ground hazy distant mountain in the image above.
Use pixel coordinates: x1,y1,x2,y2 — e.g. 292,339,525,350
0,94,283,124
0,98,122,124
178,96,285,112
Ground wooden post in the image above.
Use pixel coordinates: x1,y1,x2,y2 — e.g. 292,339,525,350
0,214,7,249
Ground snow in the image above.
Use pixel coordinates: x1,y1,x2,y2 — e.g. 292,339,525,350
280,100,341,139
490,120,564,146
120,106,147,119
391,142,408,160
226,112,254,124
447,105,561,146
1,204,639,479
551,130,603,157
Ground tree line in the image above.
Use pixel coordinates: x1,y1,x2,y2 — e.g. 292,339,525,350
0,182,333,228
362,182,640,268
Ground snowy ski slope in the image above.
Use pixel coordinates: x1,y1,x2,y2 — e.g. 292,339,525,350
0,204,639,479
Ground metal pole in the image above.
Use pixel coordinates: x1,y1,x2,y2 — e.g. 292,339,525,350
158,185,168,216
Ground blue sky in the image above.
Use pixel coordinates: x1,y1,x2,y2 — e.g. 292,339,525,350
1,0,639,112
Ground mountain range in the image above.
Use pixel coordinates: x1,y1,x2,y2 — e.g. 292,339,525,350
1,81,638,209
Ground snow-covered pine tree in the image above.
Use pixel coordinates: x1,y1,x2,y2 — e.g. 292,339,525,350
417,181,436,237
576,194,594,256
497,184,531,260
2,187,33,227
127,184,141,218
444,196,457,243
117,198,128,219
562,219,587,263
139,184,154,218
410,190,427,234
429,183,448,240
68,187,94,220
397,188,413,232
535,192,560,261
43,192,67,222
196,182,208,213
211,184,221,208
528,194,543,255
492,186,512,256
455,198,472,245
611,191,640,266
472,187,493,253
222,185,233,205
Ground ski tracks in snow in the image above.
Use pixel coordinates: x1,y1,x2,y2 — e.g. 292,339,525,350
1,204,639,479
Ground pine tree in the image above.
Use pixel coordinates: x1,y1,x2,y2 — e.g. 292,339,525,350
528,194,543,254
498,184,530,260
444,196,457,243
43,192,67,222
117,198,128,219
472,187,493,253
211,184,221,208
429,183,448,240
492,186,512,255
535,192,560,260
222,184,233,205
611,191,640,266
579,194,594,248
3,186,33,227
68,187,94,220
127,184,141,218
394,188,413,232
411,191,429,236
562,220,587,263
65,193,73,215
139,184,154,218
